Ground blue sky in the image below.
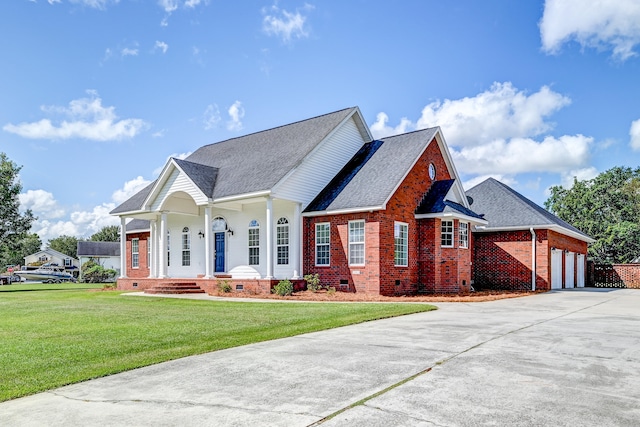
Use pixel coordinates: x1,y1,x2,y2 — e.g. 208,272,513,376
2,0,640,245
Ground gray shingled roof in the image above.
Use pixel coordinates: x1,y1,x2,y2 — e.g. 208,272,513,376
173,158,219,198
466,178,592,239
77,241,120,257
306,127,439,212
126,218,151,232
111,108,360,215
416,179,484,219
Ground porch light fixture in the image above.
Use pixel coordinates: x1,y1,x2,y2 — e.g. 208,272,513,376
198,230,205,239
227,228,234,236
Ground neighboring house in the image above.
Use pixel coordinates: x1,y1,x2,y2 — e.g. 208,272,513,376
23,248,80,278
466,178,595,291
77,241,121,278
111,107,591,295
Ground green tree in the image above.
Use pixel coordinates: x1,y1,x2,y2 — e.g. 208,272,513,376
0,153,36,268
545,166,640,263
2,233,42,268
90,225,120,242
48,235,82,259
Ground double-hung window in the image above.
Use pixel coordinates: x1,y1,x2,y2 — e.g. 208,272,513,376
349,220,365,265
315,223,330,266
276,218,289,265
182,227,191,266
248,220,260,265
459,222,469,249
441,220,454,248
131,238,139,268
394,222,408,267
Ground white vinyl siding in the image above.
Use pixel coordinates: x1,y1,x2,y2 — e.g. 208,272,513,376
315,223,330,266
349,220,365,265
273,117,367,206
394,222,408,267
151,168,207,211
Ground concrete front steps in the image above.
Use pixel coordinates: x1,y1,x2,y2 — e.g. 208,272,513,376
144,282,205,295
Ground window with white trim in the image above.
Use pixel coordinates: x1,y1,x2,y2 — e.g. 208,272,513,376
276,217,289,265
182,227,191,266
248,220,260,265
459,222,468,249
349,220,365,265
132,238,139,268
441,220,454,248
315,223,330,266
394,222,408,267
147,238,151,268
64,258,72,267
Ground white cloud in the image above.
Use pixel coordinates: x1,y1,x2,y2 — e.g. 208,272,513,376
19,189,66,219
69,0,118,9
540,0,640,60
416,82,571,147
370,112,413,139
203,104,221,130
3,91,148,141
262,4,313,43
560,167,599,188
630,118,640,150
227,101,244,131
372,82,592,177
158,0,178,13
121,47,139,57
154,40,169,54
450,134,592,175
463,174,518,191
111,176,152,205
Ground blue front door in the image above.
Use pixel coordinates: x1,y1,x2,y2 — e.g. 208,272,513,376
215,232,225,272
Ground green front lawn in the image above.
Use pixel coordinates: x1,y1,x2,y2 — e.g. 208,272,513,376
0,283,435,402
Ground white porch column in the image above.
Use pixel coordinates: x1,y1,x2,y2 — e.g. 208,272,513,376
204,206,212,278
119,217,127,278
266,196,274,279
159,212,168,278
148,219,157,278
291,203,301,279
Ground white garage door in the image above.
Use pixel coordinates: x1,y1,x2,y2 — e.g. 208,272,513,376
576,254,585,288
551,249,563,289
565,252,575,289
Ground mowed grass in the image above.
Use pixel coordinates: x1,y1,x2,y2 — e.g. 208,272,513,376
0,283,435,402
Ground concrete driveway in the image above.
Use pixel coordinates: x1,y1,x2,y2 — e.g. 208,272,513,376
2,288,639,426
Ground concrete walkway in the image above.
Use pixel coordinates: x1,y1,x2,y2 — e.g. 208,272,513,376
2,288,639,426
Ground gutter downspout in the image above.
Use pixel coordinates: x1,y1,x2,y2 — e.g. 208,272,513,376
530,227,536,291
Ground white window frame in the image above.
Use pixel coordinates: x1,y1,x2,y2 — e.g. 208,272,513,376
348,220,365,266
64,258,72,267
167,230,171,267
131,238,139,269
394,222,408,267
248,220,260,265
181,227,191,267
315,222,331,266
441,220,454,248
147,238,151,268
459,222,469,249
276,217,289,265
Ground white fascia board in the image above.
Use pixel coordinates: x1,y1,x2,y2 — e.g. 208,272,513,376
415,212,488,225
548,225,596,243
170,159,208,204
302,205,385,218
111,209,150,217
141,158,175,210
213,190,271,204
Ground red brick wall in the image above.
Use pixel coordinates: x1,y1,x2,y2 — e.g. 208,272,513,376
125,232,150,278
473,229,587,291
303,137,472,295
